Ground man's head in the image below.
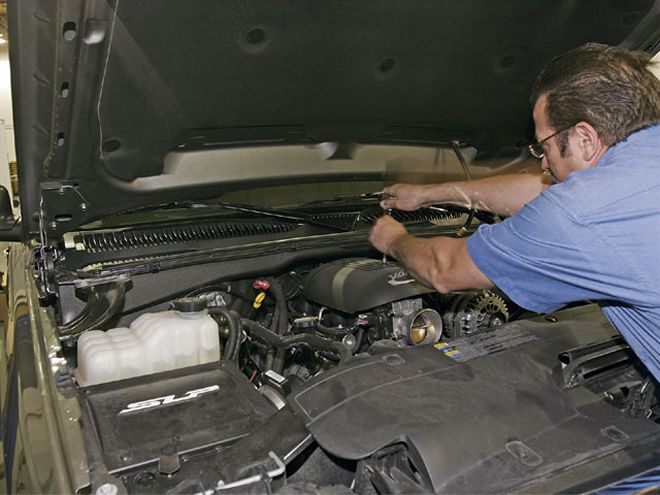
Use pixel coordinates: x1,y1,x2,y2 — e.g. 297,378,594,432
529,43,660,181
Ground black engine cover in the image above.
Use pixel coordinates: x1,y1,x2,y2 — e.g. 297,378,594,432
79,362,276,473
288,315,660,493
304,258,434,313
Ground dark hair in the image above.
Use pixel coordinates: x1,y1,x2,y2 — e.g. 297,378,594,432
531,43,660,151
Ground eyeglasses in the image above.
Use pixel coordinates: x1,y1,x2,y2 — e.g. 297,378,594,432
528,125,574,159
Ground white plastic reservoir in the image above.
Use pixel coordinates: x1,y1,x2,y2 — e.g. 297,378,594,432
76,306,220,386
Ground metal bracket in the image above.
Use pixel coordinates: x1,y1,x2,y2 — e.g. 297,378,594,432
623,377,656,419
212,451,285,492
558,336,631,389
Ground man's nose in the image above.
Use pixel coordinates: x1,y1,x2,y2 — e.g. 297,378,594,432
541,155,550,171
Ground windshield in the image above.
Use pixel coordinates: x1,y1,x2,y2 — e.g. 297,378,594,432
80,142,535,230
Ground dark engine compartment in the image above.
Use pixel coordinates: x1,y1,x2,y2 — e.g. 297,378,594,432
49,252,660,495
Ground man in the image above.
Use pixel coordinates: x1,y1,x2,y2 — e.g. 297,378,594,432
369,43,660,380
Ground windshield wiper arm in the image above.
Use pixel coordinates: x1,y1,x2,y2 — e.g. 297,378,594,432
302,190,392,206
118,200,352,232
175,200,352,232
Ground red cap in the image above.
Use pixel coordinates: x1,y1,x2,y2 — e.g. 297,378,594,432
253,279,270,291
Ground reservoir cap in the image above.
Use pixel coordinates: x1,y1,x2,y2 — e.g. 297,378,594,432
173,297,207,313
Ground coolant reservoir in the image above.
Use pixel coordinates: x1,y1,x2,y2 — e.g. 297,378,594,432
76,298,220,386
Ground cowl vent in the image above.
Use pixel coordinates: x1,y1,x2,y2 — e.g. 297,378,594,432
66,220,299,253
357,208,462,224
64,208,463,254
309,207,463,229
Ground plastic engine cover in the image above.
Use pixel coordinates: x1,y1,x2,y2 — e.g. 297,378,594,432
304,258,434,313
79,362,276,473
288,319,660,493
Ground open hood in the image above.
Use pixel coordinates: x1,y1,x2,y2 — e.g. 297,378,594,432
8,0,660,240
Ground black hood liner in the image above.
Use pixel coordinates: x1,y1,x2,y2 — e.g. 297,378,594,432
99,0,656,179
9,0,659,239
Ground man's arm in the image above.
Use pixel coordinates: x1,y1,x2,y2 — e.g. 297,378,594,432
381,172,551,217
369,216,493,293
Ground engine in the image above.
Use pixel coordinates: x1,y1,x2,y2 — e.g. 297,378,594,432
64,257,659,495
301,257,509,351
75,257,511,386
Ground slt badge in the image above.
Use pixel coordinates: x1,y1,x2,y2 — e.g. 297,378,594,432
118,385,220,415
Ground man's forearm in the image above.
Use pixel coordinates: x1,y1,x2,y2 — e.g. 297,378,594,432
414,172,550,216
388,233,494,293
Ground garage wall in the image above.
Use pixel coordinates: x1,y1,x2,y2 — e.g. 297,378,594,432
0,44,14,163
0,43,15,212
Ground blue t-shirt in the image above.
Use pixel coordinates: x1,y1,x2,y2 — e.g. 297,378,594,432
468,124,660,381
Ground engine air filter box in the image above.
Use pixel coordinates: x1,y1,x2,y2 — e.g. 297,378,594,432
79,362,276,473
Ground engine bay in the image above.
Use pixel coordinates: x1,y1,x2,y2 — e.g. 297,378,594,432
66,257,517,388
8,0,660,490
22,200,655,494
46,245,660,494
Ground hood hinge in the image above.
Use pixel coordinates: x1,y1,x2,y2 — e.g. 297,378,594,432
35,196,58,305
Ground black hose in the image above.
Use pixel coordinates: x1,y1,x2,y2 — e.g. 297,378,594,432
266,278,288,373
227,309,243,361
264,349,276,372
60,281,128,341
315,321,354,337
354,328,365,353
266,279,288,335
208,307,241,361
273,346,286,374
241,318,351,364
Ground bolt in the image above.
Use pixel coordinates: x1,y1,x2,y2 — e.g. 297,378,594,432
120,452,132,462
134,471,156,487
49,221,57,230
80,203,88,212
96,483,118,495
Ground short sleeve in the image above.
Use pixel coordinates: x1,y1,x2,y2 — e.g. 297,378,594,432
467,192,612,313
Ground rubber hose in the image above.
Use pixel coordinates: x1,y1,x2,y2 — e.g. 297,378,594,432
241,318,351,364
266,279,288,335
208,307,240,361
60,281,128,340
264,349,276,372
226,309,243,362
315,321,355,336
266,278,288,373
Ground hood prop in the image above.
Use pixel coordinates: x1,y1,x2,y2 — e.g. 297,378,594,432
59,279,129,342
450,140,478,237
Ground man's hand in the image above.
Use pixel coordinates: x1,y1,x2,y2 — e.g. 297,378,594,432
380,183,428,211
369,215,409,256
379,174,551,217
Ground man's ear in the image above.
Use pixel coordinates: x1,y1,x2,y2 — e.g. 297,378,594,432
573,122,606,166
